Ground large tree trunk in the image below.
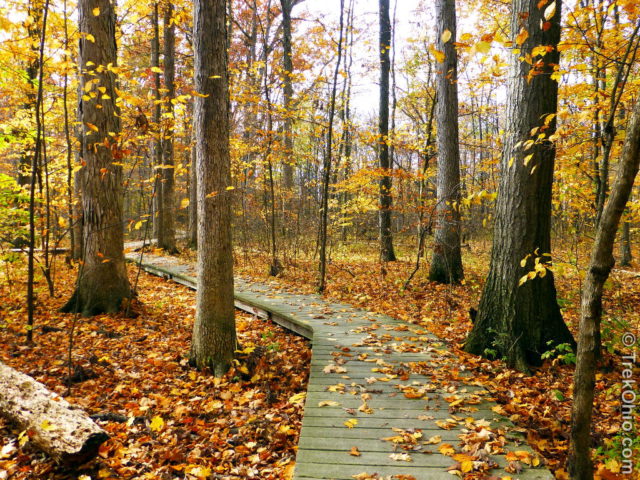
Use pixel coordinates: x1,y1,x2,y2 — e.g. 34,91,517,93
378,0,396,262
280,0,295,190
0,361,108,464
61,0,131,316
429,0,463,284
464,0,574,372
569,97,640,480
190,0,236,375
157,3,178,253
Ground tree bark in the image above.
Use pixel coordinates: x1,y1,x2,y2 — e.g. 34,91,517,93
188,119,198,249
280,0,295,190
0,361,108,464
61,0,131,316
569,96,640,480
429,0,463,284
157,3,178,253
17,1,42,187
190,0,236,375
464,0,574,371
378,0,396,262
151,2,162,239
619,219,632,266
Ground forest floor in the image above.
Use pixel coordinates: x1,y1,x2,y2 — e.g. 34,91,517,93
0,238,638,480
0,265,311,480
215,237,638,480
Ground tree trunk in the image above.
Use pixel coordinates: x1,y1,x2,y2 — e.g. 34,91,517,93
464,0,574,372
280,0,295,190
17,1,42,187
619,219,632,266
378,0,396,262
61,0,131,316
71,167,84,260
569,96,640,480
429,0,463,284
190,0,236,375
62,0,75,258
317,0,345,293
0,361,108,464
157,3,177,253
188,121,198,249
151,2,162,240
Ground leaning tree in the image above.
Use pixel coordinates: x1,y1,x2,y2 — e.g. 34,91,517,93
464,0,574,371
62,0,131,316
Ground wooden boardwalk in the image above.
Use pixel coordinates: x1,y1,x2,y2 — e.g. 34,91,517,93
125,248,553,480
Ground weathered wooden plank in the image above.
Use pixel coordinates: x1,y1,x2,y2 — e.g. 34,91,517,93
298,433,461,449
293,462,454,480
296,448,454,467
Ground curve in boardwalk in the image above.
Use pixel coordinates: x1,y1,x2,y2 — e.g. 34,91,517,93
125,249,553,480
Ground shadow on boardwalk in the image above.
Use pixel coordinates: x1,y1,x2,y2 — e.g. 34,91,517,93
125,245,553,480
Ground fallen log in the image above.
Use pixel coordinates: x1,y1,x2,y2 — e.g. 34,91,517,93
0,361,108,464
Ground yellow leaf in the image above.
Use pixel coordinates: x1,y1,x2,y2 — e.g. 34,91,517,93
604,458,621,473
424,435,441,445
18,430,29,447
344,419,358,429
460,460,474,472
544,1,556,20
40,420,56,432
92,7,100,16
149,415,164,432
438,443,455,456
185,465,212,479
524,154,534,166
433,49,445,63
441,30,452,43
85,33,95,43
516,28,529,46
151,66,163,73
225,185,235,191
288,392,306,405
180,198,190,208
518,274,529,286
85,122,99,132
475,41,491,54
318,400,340,407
